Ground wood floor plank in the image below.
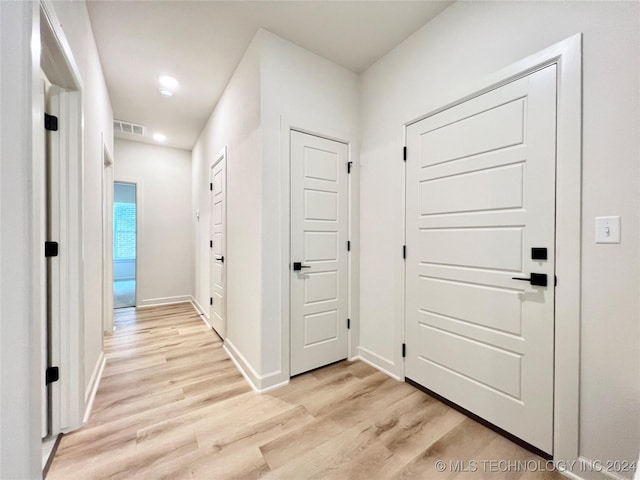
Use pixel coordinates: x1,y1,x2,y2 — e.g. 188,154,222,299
47,302,562,480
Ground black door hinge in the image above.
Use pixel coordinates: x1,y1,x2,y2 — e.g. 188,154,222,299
347,240,351,251
347,161,353,174
402,343,406,358
347,318,351,330
210,182,213,191
210,240,213,248
44,113,58,131
403,146,407,161
209,297,213,305
555,275,558,286
402,245,406,259
45,241,59,257
46,366,59,385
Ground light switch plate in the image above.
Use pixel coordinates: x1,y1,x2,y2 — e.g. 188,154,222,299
595,216,621,243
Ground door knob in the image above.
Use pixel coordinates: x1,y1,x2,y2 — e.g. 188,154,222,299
216,256,224,263
293,262,311,271
512,273,547,286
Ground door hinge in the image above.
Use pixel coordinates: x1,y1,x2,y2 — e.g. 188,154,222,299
209,297,213,305
210,240,213,248
403,146,407,161
402,343,406,358
210,182,213,191
45,241,59,257
46,366,59,385
44,113,58,131
347,240,351,251
347,318,350,330
402,245,406,259
555,275,558,286
347,161,353,174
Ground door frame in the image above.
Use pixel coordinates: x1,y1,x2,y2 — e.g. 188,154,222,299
112,179,140,308
279,118,359,388
402,34,582,464
102,136,114,332
209,147,227,338
40,0,86,436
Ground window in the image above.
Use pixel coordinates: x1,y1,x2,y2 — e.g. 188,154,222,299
113,202,136,260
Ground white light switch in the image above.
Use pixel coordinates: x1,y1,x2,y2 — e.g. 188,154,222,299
595,216,621,243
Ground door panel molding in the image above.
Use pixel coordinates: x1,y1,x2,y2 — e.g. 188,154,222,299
278,119,360,391
209,147,227,339
403,34,582,463
290,131,349,376
406,65,557,453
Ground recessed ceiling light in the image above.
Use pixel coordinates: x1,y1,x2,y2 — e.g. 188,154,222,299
158,75,178,88
157,75,179,97
153,133,166,142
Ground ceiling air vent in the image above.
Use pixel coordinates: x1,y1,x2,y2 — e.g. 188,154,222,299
114,119,146,136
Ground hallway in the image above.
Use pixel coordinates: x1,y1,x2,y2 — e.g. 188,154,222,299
47,303,561,479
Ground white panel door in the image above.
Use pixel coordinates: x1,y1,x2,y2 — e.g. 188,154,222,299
291,131,349,376
405,65,557,454
210,155,226,338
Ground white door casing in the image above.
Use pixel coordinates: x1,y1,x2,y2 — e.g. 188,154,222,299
102,140,114,333
210,150,226,339
405,65,557,454
290,131,349,376
38,0,86,439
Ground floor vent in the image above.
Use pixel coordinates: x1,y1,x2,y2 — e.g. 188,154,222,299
114,119,146,136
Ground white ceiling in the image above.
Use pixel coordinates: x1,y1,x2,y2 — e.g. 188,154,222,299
87,1,453,150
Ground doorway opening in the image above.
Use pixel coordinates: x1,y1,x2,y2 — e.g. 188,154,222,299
113,182,137,308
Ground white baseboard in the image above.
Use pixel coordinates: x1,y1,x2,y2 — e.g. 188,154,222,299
138,295,191,308
190,296,210,327
223,339,289,393
555,457,636,480
223,339,262,392
83,352,105,424
358,346,403,381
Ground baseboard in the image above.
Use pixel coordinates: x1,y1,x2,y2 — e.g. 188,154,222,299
223,340,262,392
138,295,191,308
555,457,636,480
358,346,403,381
223,339,289,393
259,377,290,393
190,295,210,327
83,352,105,424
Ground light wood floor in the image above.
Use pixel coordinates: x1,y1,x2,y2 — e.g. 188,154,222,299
48,303,561,479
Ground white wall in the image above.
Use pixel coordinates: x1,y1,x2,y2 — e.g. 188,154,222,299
259,30,360,385
192,34,262,375
359,0,639,474
192,29,359,390
48,0,114,397
0,2,42,477
115,139,193,306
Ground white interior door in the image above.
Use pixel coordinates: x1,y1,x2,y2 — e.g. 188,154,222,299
210,154,226,338
405,65,557,454
290,131,349,376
